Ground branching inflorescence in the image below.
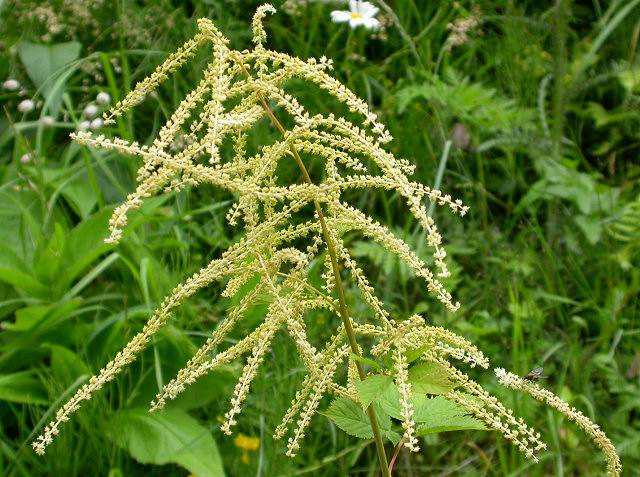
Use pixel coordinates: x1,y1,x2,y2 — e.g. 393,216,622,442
32,6,621,475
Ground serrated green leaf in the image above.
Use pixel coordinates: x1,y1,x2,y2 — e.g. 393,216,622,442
375,382,403,420
350,353,384,372
412,394,488,435
375,386,484,436
377,386,428,419
404,346,429,364
408,362,458,395
384,429,402,446
106,408,225,477
323,397,392,440
355,374,393,410
412,396,486,432
415,415,487,436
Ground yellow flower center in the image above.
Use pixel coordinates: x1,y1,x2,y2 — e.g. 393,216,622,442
351,13,363,19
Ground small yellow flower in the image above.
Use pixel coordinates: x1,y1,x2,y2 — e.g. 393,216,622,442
234,433,260,465
234,433,260,451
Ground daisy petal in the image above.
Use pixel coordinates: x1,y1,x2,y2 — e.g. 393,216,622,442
331,10,352,23
360,3,380,17
362,17,381,30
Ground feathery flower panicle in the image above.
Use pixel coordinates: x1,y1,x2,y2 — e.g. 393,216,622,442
31,6,620,475
33,5,463,457
393,343,419,451
495,368,622,476
431,355,547,462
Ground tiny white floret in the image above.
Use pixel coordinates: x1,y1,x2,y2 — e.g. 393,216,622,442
3,79,20,91
96,92,111,105
331,1,380,30
18,99,36,113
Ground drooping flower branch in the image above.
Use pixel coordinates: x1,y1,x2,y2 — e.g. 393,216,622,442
495,368,622,476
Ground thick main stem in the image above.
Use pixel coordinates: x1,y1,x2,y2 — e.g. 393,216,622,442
239,63,390,476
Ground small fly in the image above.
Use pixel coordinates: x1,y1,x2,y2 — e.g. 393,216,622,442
524,366,548,381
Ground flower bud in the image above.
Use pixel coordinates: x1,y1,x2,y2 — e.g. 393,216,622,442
96,92,111,105
90,118,104,130
84,104,99,118
17,99,35,113
3,79,20,91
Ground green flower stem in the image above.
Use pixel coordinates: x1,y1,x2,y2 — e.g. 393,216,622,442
276,272,340,314
239,63,391,477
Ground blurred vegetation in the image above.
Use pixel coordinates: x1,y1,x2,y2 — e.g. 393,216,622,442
0,0,638,475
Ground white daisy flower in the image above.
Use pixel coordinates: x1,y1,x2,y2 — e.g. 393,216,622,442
331,1,380,31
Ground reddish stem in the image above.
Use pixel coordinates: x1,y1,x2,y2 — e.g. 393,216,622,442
388,440,404,475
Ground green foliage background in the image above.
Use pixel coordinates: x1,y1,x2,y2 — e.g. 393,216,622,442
0,0,638,475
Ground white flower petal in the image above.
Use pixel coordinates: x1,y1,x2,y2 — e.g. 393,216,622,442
360,3,379,17
331,10,352,23
349,17,364,29
362,17,380,30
